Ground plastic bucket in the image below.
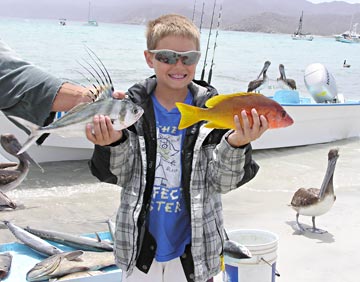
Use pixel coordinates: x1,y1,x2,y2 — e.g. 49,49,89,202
223,229,279,282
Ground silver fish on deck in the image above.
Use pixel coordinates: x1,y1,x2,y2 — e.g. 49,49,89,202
0,252,12,280
24,226,113,252
49,270,104,281
9,48,144,155
3,221,63,257
26,250,115,281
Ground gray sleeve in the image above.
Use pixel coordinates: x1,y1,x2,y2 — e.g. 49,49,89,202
0,40,64,126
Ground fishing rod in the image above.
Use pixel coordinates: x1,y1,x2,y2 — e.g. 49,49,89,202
191,0,197,22
198,1,205,34
208,4,222,84
200,0,216,81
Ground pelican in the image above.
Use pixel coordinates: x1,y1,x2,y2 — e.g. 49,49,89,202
0,134,42,193
343,60,351,68
247,61,271,93
290,148,339,233
277,64,297,90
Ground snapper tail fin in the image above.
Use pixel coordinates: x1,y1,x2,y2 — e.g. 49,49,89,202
7,116,42,155
175,103,203,130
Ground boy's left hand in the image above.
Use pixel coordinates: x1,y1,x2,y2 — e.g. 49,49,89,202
226,108,268,147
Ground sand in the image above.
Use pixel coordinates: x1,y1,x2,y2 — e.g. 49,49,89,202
1,137,360,282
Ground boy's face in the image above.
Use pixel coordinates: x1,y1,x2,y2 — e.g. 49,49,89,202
144,35,198,93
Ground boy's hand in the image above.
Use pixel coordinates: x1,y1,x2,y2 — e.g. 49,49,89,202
85,90,126,145
226,109,268,147
86,115,123,146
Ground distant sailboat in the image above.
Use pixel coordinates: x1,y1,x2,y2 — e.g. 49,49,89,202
292,11,313,41
85,1,98,26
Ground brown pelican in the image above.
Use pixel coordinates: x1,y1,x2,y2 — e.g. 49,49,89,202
0,134,42,194
247,61,271,93
277,64,297,90
290,148,339,233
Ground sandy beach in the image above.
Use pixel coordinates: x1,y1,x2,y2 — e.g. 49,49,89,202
1,137,360,282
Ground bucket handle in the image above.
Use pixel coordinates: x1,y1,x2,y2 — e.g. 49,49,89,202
261,257,281,277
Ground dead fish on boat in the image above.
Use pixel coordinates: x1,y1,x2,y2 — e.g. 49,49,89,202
9,49,144,155
223,228,252,259
0,191,16,210
49,270,104,281
0,134,43,194
24,226,113,252
26,250,115,282
0,252,12,280
176,92,294,130
3,221,63,257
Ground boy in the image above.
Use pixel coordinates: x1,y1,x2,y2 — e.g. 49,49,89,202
87,14,268,282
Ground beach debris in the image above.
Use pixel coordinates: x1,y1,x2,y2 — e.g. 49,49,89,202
0,134,43,194
223,228,252,259
3,221,63,257
0,252,12,280
24,226,113,252
290,148,339,233
247,61,271,93
49,270,104,281
8,49,144,155
0,191,17,210
277,64,297,90
26,250,115,281
176,92,294,130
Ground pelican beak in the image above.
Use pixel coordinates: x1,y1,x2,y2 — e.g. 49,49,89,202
19,151,44,173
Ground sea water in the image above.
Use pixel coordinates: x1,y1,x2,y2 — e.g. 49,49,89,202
0,17,360,99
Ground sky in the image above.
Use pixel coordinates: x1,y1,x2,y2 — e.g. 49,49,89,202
308,0,360,3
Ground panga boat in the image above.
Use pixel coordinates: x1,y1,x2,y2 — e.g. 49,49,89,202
1,63,360,163
252,63,360,150
0,231,121,282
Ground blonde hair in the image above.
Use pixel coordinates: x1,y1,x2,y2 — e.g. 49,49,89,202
146,14,200,51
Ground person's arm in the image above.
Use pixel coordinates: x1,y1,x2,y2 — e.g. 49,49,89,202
0,39,93,127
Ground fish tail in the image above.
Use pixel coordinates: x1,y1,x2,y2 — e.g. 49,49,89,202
7,116,42,154
176,103,202,129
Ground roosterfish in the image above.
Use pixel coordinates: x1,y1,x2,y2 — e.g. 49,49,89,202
8,47,144,155
176,92,294,130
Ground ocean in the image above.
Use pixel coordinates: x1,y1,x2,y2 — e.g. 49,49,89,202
0,17,360,99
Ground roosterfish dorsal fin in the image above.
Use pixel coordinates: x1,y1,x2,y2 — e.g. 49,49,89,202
64,102,92,115
205,92,262,108
64,250,84,261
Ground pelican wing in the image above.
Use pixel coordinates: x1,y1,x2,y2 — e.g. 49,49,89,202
0,170,21,186
0,163,17,169
291,188,319,207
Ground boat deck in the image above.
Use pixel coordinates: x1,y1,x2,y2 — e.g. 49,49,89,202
0,231,122,282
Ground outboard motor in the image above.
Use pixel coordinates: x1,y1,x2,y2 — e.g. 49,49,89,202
304,63,338,103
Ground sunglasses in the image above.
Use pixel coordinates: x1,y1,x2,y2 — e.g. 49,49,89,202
149,49,201,65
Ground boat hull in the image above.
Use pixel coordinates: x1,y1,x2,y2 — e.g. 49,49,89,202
0,112,94,163
252,102,360,149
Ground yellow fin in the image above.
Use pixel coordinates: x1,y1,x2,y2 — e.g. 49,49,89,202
176,102,201,130
220,255,225,271
204,121,230,129
205,92,260,108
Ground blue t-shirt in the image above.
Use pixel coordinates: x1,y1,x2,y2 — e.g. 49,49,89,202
148,91,193,262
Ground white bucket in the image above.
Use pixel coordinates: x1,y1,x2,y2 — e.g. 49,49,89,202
223,229,279,282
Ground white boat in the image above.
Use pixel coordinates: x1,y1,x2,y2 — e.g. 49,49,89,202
334,23,360,43
84,1,98,26
0,112,94,163
253,63,360,149
292,11,314,41
59,18,67,26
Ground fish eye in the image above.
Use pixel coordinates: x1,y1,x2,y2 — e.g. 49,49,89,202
281,110,287,118
133,108,139,114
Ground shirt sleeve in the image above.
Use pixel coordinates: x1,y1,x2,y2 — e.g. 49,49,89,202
0,39,64,127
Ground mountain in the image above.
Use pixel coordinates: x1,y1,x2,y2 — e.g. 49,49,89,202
1,0,360,35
